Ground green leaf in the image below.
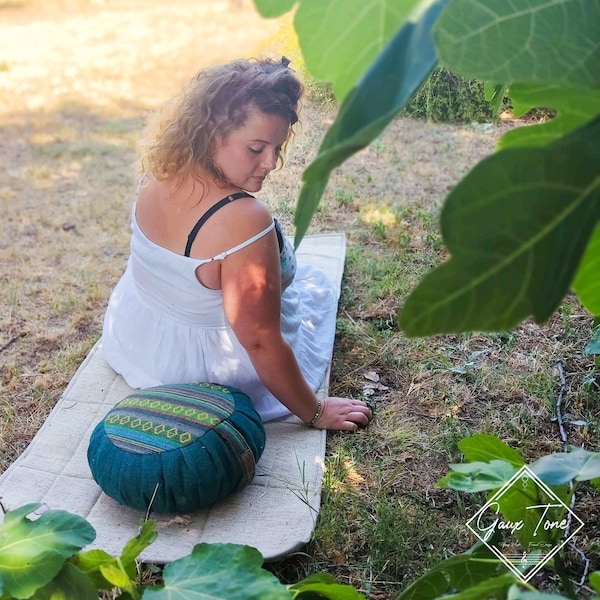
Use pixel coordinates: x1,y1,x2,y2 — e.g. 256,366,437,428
290,573,366,599
101,563,133,589
484,81,508,116
293,0,427,101
434,0,600,89
294,0,447,245
120,520,158,573
458,434,525,467
437,460,518,492
72,548,116,589
573,223,600,315
399,117,600,336
397,554,505,599
586,327,600,354
253,0,296,18
498,84,600,150
531,447,600,485
590,571,600,593
434,573,516,599
30,563,97,600
508,590,572,600
0,505,96,599
142,543,291,600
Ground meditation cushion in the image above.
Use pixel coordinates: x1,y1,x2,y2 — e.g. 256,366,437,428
87,383,265,514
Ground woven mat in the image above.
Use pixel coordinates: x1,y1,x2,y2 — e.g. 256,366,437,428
0,234,346,563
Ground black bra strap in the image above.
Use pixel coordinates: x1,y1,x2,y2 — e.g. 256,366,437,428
184,192,254,257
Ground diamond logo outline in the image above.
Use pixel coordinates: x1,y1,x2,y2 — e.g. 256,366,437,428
466,465,584,582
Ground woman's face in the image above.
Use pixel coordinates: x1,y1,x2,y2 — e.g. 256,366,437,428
212,109,290,192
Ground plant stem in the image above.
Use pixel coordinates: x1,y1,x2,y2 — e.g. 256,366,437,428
554,551,577,599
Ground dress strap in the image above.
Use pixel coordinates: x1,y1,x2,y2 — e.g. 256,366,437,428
208,220,275,262
184,192,254,257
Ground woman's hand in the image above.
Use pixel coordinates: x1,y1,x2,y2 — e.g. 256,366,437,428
313,397,372,431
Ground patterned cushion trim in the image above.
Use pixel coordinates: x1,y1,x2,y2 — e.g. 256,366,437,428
104,383,235,454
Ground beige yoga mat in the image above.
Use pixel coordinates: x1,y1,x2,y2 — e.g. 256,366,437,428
0,233,346,563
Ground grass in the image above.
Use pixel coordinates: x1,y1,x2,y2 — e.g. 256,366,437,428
0,2,599,598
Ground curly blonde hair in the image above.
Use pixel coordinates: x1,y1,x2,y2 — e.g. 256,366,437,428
137,57,303,188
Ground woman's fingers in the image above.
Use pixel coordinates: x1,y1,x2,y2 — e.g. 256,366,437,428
315,397,373,431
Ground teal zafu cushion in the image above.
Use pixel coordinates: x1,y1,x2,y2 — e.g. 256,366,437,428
87,383,266,514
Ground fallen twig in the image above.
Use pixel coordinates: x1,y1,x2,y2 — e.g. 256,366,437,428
0,332,26,354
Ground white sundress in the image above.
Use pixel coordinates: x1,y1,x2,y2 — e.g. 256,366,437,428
101,198,338,422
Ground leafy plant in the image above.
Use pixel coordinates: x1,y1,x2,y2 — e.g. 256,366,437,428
0,504,365,600
403,67,500,123
436,435,600,598
253,0,600,336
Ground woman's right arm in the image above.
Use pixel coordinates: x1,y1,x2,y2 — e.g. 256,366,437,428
219,206,371,430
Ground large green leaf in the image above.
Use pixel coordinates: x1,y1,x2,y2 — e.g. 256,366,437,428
142,543,290,600
294,0,426,101
294,0,447,245
509,590,572,600
253,0,295,18
253,0,428,100
498,84,600,150
437,460,518,492
586,326,600,354
573,223,600,314
429,573,516,599
590,571,600,593
397,552,507,599
399,117,600,336
72,548,117,589
434,0,600,89
531,447,600,485
458,434,525,467
0,504,96,599
290,572,366,599
120,519,158,571
73,519,157,590
30,563,97,600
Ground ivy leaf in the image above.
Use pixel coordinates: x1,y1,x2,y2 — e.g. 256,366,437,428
290,572,367,599
0,505,96,599
294,0,447,245
434,0,600,89
253,0,296,18
30,563,97,600
573,223,600,315
531,447,600,485
142,543,290,600
399,117,600,336
458,434,525,467
498,84,600,150
437,460,518,492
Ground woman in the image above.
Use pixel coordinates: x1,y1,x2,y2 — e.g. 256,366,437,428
102,57,372,431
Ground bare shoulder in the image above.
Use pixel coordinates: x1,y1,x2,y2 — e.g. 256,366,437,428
227,195,273,233
213,195,274,250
